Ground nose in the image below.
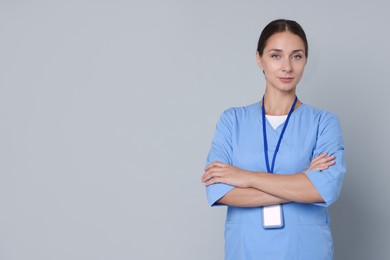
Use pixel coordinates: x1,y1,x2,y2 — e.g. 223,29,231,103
282,58,293,73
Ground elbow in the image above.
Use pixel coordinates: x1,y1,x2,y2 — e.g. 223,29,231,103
318,179,345,207
294,192,325,204
302,169,345,207
310,189,341,207
206,183,235,207
323,190,342,207
214,197,227,206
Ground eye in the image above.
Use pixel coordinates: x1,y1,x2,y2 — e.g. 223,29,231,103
271,54,281,59
291,54,303,60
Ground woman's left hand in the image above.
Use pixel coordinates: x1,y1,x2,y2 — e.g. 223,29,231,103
201,161,252,188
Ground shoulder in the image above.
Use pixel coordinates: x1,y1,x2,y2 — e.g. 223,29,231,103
300,104,343,135
215,102,259,131
220,102,260,120
299,103,340,123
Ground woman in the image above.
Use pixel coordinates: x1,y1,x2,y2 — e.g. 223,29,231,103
201,19,346,259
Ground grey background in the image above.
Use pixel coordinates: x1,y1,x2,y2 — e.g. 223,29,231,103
0,1,389,259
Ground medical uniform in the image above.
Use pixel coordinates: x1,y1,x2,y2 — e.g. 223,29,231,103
205,102,346,260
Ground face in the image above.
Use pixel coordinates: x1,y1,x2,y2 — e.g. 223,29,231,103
256,31,307,94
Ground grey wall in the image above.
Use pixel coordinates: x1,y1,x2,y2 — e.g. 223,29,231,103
1,1,389,259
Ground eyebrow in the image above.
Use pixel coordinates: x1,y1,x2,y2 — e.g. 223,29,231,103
268,49,305,53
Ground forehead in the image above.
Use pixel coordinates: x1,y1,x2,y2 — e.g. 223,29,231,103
264,31,305,52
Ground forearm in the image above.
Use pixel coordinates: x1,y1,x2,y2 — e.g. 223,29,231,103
203,161,329,204
248,172,324,203
216,187,289,207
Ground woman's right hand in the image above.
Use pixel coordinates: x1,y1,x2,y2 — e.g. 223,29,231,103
303,152,335,173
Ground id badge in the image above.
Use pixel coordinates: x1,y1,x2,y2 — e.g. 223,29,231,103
262,204,284,229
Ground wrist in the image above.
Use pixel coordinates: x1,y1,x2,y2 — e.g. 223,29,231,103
246,171,258,188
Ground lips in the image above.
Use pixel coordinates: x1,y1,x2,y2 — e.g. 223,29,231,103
278,77,294,83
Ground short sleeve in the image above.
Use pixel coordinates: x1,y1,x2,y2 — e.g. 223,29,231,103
205,109,236,206
304,113,346,207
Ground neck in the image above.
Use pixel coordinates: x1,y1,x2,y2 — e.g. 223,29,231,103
261,89,300,115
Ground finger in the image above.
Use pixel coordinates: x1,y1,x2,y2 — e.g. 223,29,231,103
201,171,215,182
204,161,226,171
324,160,336,167
314,152,328,159
314,155,335,165
310,153,327,164
204,163,215,171
310,160,327,168
321,155,335,162
317,161,336,171
323,154,335,162
201,168,226,182
318,159,336,166
204,177,223,186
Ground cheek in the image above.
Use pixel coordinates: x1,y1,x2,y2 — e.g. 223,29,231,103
263,62,279,73
295,64,306,76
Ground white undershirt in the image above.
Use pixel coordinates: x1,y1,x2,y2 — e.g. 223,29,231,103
265,115,288,130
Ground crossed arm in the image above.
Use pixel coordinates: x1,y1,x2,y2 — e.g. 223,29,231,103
201,153,335,207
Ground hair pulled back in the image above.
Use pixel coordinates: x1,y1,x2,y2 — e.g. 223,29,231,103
257,19,308,58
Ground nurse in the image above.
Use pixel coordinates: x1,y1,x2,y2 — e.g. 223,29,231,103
201,19,346,259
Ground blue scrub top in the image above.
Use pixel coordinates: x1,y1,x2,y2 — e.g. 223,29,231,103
205,102,346,260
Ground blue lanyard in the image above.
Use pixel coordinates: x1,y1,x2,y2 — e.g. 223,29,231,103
261,96,298,173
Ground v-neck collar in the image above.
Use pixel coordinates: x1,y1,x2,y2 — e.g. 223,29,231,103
256,102,305,136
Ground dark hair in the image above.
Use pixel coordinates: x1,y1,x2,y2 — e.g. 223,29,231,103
257,19,308,58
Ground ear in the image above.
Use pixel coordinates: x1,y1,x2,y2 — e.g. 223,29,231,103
256,51,263,70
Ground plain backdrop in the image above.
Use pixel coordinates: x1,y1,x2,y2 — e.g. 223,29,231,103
1,1,389,259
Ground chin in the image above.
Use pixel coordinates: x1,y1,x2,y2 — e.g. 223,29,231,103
274,85,297,93
267,80,299,94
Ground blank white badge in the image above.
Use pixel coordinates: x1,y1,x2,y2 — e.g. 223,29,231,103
262,204,284,229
